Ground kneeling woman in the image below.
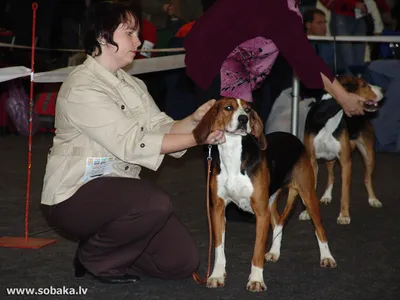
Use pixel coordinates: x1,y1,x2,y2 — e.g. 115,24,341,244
41,2,223,284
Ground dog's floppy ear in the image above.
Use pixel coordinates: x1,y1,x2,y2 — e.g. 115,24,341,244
338,76,358,93
193,103,219,145
250,110,267,150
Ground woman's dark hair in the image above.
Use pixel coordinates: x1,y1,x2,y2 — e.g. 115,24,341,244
82,2,139,56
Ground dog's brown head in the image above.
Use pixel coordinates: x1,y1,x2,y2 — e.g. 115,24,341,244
193,98,267,150
338,76,384,112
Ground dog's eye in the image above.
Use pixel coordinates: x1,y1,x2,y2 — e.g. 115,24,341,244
224,105,233,111
361,82,367,88
244,107,251,113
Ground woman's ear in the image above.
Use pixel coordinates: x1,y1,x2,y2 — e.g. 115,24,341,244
97,37,106,45
250,110,267,150
193,103,219,145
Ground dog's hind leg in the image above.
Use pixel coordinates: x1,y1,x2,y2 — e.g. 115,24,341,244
293,153,337,268
300,133,318,221
266,188,297,263
320,160,336,205
304,133,319,190
247,173,270,292
355,124,382,208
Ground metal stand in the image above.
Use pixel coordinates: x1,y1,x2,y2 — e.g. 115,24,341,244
291,73,300,137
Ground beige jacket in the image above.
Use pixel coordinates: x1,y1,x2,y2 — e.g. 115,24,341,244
41,56,185,206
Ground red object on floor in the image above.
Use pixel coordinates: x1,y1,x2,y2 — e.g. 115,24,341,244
0,237,57,249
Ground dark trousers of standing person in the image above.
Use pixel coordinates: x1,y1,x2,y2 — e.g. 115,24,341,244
42,177,200,279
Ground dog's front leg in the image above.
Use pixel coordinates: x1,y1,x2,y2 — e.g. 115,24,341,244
320,160,336,204
355,128,382,208
247,194,269,292
207,196,227,288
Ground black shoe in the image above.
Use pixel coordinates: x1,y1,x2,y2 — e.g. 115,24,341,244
73,255,140,284
94,274,140,284
74,255,86,278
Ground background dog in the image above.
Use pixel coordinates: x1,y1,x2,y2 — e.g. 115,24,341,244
302,76,384,225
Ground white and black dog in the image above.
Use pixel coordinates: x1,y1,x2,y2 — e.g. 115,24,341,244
302,76,384,225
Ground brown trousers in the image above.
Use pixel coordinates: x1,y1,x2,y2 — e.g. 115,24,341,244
44,177,200,278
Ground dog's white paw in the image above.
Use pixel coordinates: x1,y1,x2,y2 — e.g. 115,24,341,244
265,252,280,263
320,257,337,268
206,275,226,288
337,214,351,225
320,196,332,205
246,280,267,292
369,198,382,208
299,210,311,220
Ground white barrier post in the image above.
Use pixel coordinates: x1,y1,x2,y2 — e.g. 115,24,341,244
291,73,300,137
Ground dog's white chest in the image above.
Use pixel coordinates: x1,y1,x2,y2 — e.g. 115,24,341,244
313,110,343,160
216,135,254,214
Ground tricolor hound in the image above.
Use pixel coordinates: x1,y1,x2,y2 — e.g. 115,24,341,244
302,76,384,225
193,98,336,292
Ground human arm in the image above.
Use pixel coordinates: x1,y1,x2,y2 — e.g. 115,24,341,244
147,97,224,152
142,90,222,152
269,1,335,89
136,75,216,135
59,85,222,171
153,99,224,153
320,73,366,116
160,129,224,154
270,1,366,116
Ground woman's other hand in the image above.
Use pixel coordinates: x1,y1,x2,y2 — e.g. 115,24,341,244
321,74,367,117
336,92,367,117
204,130,225,145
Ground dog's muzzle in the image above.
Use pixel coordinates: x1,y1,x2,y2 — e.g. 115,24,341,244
238,115,249,127
237,115,248,128
363,100,382,112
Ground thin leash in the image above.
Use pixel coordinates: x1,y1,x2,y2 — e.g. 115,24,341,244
192,145,213,285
